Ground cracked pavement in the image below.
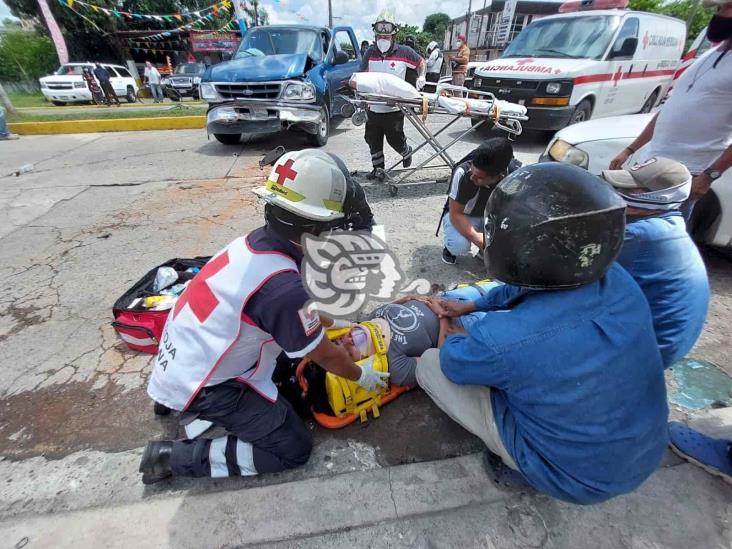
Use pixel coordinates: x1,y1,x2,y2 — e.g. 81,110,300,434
0,121,730,547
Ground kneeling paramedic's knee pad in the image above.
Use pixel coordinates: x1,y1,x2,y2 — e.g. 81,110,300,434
325,320,390,422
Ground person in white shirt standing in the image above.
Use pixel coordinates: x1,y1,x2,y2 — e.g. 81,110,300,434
426,41,443,85
610,0,732,233
144,61,164,104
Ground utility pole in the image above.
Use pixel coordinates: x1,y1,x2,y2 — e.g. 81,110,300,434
328,0,333,28
466,0,472,46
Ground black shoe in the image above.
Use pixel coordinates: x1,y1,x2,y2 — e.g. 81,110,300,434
441,247,457,265
482,449,532,490
402,146,413,168
473,249,484,264
140,441,173,485
367,167,381,180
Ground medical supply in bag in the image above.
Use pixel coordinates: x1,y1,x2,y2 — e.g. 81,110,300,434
111,257,210,353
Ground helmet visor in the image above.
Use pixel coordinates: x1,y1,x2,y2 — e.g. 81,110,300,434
373,21,396,34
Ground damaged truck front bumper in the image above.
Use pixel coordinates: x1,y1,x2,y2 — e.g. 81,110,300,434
206,101,322,136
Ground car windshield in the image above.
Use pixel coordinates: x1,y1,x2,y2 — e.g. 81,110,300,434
236,28,322,62
176,63,205,75
55,64,88,76
503,15,620,60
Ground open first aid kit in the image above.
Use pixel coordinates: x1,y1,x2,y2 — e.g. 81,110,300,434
111,257,210,353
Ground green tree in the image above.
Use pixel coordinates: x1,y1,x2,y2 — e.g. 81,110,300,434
628,0,714,49
396,24,432,56
0,29,57,81
423,12,449,43
5,0,235,63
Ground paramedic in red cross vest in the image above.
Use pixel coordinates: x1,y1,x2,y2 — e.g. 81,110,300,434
139,149,383,484
359,10,426,179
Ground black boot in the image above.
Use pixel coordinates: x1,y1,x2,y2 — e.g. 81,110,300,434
402,145,413,168
367,167,383,180
140,441,173,485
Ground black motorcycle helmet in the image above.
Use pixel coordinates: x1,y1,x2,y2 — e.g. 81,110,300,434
483,162,626,289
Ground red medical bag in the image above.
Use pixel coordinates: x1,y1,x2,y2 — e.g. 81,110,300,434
111,257,209,353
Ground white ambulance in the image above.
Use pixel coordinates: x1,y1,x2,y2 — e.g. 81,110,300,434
470,0,686,130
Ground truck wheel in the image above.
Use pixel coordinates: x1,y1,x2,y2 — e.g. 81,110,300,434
214,133,242,145
569,100,592,125
307,106,329,147
52,101,66,106
639,90,659,114
125,86,137,103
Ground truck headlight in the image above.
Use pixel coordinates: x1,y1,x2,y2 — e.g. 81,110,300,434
282,82,315,102
200,82,220,101
161,77,170,86
40,81,49,89
193,76,201,85
73,81,86,88
547,139,589,169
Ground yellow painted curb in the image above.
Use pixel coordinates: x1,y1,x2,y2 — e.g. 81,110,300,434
18,101,205,111
8,116,206,135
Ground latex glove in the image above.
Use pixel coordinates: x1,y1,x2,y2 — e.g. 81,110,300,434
329,318,354,330
416,76,426,90
356,356,389,391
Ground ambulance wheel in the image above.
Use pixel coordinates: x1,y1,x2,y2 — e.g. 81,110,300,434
569,100,592,126
470,117,494,132
52,101,66,106
389,184,398,196
307,106,329,147
153,402,171,416
214,133,242,145
639,90,659,114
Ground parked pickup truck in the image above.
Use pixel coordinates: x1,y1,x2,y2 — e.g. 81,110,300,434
200,24,361,146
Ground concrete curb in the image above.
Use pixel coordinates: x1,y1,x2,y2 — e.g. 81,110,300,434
8,116,206,135
0,454,504,548
17,101,205,111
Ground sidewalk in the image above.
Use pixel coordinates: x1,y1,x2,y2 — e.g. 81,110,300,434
1,409,730,548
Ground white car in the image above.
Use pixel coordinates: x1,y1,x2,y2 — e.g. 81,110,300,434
39,63,139,106
541,113,732,248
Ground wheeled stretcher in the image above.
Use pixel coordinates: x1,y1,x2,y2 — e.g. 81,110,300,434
348,74,529,196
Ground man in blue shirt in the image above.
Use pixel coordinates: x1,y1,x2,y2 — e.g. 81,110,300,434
416,163,669,505
601,157,710,368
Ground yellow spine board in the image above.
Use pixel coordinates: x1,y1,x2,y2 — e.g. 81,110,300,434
325,321,389,421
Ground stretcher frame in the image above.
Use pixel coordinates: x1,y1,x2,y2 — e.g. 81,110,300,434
349,84,528,196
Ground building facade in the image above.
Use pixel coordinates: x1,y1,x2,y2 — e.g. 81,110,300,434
444,0,561,61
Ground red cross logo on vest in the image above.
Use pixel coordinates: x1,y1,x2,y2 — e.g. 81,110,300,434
172,251,230,323
390,61,396,69
274,159,298,186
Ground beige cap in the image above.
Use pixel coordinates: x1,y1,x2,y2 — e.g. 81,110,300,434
601,157,691,191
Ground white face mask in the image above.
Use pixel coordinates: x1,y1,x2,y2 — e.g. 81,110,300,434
377,38,392,53
457,41,463,47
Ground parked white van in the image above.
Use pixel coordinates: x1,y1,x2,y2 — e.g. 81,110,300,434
470,1,686,130
39,63,139,106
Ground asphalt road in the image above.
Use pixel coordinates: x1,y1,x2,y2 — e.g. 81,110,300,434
0,119,730,546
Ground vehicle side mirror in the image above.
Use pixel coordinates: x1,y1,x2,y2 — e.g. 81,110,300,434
334,51,350,65
610,37,638,59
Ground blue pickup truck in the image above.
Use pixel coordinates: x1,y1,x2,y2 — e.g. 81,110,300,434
200,25,361,146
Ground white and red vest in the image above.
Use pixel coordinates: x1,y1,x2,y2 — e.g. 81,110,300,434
147,236,298,411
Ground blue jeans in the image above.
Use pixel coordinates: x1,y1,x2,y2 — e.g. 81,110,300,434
442,213,483,256
0,107,9,138
149,84,164,101
441,281,501,331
